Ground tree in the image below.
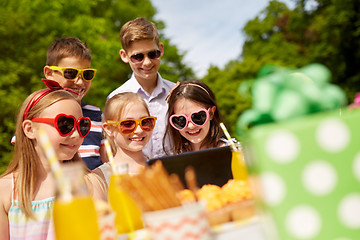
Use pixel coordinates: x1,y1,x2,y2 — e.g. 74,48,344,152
242,0,360,98
0,0,194,172
202,0,360,137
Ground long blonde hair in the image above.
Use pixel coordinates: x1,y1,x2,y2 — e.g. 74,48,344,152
1,90,82,219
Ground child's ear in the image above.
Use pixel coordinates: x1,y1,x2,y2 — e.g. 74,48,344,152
103,124,114,137
210,106,217,120
159,42,164,57
44,66,55,80
119,49,129,63
22,120,36,139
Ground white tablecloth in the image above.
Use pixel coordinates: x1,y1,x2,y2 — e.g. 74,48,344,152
212,216,265,240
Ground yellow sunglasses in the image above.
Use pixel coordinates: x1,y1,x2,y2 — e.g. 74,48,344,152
49,66,97,81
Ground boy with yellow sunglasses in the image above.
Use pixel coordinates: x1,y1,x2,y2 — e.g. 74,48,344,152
43,37,105,170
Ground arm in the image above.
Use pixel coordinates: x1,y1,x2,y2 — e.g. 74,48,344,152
0,204,9,240
92,168,105,182
85,173,108,202
0,175,12,239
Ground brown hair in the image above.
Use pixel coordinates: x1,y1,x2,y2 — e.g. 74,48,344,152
120,17,159,51
46,37,92,66
1,90,82,219
164,80,225,154
103,92,150,154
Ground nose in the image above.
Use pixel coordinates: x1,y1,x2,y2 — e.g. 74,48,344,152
69,126,81,139
74,72,85,84
142,55,152,65
133,123,143,134
185,120,195,129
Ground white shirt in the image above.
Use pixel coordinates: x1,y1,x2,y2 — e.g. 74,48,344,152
107,73,175,159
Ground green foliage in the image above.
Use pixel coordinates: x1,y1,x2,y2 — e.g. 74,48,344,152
0,0,193,172
1,0,359,172
202,0,360,138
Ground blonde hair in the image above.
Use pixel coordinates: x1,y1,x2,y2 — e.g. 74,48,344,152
120,17,159,51
103,92,150,154
1,90,82,219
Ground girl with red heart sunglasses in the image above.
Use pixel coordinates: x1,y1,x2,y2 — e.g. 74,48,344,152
0,87,107,239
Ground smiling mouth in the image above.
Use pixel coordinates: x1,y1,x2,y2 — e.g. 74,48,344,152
129,137,145,142
72,88,85,95
141,66,154,72
187,129,201,136
61,143,78,149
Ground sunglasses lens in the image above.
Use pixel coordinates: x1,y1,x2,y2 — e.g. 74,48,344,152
82,70,95,81
130,53,144,63
171,116,187,130
63,68,78,80
120,120,136,134
148,50,161,59
79,118,91,137
57,115,75,135
141,117,155,131
191,110,208,126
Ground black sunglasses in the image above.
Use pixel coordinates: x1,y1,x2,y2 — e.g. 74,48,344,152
130,50,161,63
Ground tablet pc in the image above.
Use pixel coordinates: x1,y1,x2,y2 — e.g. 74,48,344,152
146,146,233,188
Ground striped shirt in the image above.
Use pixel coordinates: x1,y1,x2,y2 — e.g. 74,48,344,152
79,102,103,170
8,174,55,240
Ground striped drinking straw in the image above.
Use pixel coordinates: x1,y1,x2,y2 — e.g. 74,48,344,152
103,139,116,173
104,138,137,238
220,122,237,151
38,128,71,200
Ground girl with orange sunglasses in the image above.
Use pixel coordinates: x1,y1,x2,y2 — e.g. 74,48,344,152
95,92,156,183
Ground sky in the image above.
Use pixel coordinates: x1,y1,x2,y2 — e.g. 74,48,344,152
151,0,295,77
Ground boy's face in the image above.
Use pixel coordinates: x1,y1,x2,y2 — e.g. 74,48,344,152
120,39,163,85
44,57,92,102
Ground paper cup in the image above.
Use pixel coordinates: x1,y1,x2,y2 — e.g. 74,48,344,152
143,203,211,240
117,228,151,240
98,212,117,240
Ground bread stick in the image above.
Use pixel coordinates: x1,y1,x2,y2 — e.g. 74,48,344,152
185,166,199,201
169,173,185,192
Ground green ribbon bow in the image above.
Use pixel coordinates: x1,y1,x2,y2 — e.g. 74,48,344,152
236,63,347,136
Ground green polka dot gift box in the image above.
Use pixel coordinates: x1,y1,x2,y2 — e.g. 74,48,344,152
245,109,360,240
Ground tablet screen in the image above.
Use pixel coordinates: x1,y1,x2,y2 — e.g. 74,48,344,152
146,146,233,188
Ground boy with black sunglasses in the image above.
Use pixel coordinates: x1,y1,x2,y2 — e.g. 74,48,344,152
107,17,175,159
43,37,105,170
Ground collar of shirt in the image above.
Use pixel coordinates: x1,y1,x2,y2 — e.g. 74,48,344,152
128,73,168,100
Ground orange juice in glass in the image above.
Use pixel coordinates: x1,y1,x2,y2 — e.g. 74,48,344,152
231,143,249,181
108,163,143,234
52,162,100,240
53,197,100,240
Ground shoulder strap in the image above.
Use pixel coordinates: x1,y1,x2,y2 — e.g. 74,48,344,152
11,173,15,201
